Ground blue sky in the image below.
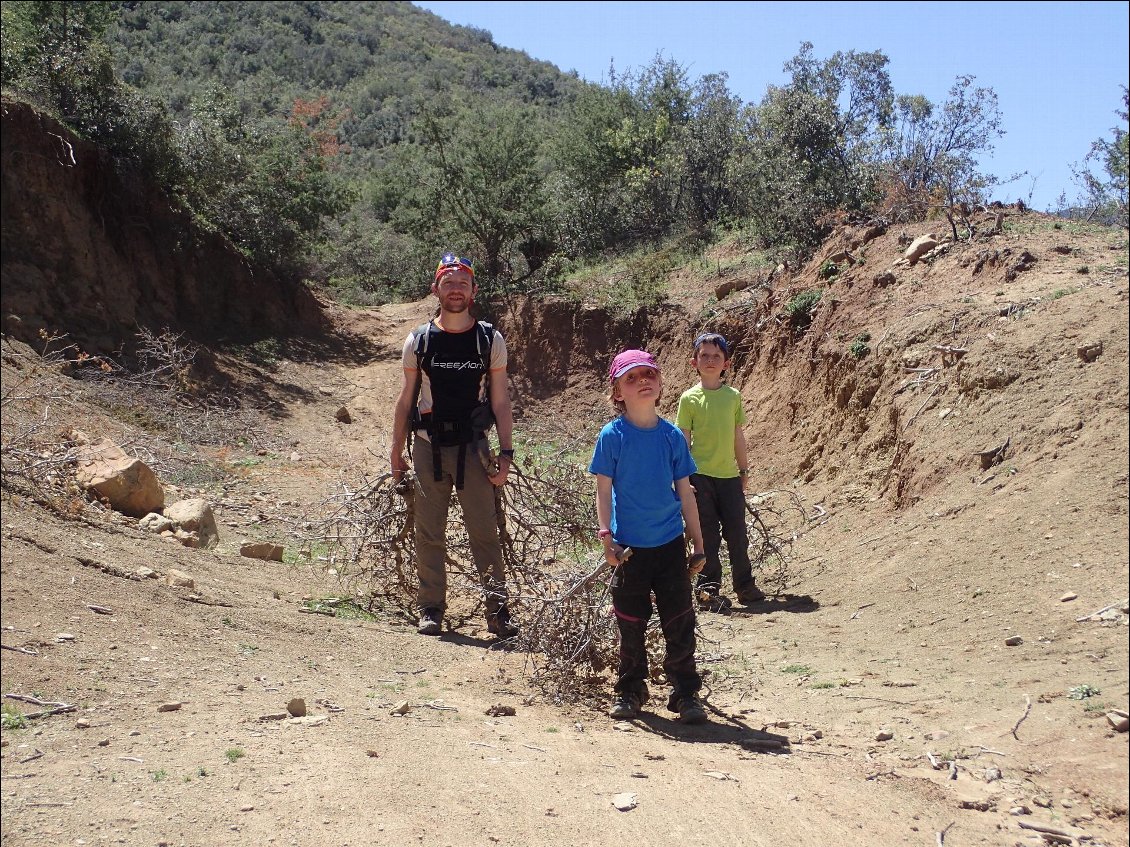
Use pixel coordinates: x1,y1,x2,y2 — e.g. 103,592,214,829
414,1,1129,211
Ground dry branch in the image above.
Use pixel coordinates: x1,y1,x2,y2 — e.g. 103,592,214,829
290,424,813,705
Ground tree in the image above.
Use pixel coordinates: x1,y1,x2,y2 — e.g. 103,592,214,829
411,98,549,292
881,75,1006,237
1070,87,1128,227
730,43,893,255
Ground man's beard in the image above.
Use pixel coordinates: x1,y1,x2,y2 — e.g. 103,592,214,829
442,295,470,313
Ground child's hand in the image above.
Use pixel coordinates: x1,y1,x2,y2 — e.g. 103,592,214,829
688,552,707,575
605,543,628,568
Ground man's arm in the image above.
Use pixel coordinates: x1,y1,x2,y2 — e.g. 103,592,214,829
390,367,416,481
486,366,514,485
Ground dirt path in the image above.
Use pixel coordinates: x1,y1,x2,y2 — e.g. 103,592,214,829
2,281,1128,846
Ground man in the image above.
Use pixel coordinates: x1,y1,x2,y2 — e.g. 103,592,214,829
390,252,518,638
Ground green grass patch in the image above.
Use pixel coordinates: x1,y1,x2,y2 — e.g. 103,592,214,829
781,664,813,675
1,703,28,730
224,748,245,764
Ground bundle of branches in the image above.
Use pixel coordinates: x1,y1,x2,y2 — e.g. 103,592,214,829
293,437,817,705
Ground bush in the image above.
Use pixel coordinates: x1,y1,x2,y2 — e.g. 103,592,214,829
783,288,824,330
848,332,871,359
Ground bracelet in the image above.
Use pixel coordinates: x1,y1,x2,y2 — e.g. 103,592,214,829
499,449,515,459
597,528,612,539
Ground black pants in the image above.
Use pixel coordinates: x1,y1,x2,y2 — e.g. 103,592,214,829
611,536,701,698
690,473,753,594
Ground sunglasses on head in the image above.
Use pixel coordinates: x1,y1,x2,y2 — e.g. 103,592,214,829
437,253,475,276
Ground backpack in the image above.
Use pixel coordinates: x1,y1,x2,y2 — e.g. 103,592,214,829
408,319,496,489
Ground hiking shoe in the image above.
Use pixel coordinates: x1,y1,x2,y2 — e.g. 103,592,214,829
417,608,442,636
674,694,708,725
486,605,519,638
697,590,732,614
609,692,641,720
736,583,766,604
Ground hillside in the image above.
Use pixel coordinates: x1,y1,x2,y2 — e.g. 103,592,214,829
2,105,1129,847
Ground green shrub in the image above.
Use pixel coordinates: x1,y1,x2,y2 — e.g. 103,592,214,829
848,332,871,359
818,259,840,280
783,288,824,330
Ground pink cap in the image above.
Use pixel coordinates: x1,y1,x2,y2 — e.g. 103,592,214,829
608,349,660,382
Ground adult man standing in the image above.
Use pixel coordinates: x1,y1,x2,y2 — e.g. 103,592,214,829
391,253,519,638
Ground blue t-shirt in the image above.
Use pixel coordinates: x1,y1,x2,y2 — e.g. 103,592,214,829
588,416,697,549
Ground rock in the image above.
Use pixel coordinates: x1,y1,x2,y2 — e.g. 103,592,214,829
163,499,219,548
985,767,1002,782
74,439,164,517
1060,592,1078,602
75,718,92,729
1106,712,1130,732
240,542,285,562
1033,795,1052,808
873,271,896,287
288,715,328,727
157,702,183,712
390,701,411,716
335,406,352,424
1076,341,1103,362
1009,805,1032,816
164,569,194,589
259,712,289,722
904,234,938,264
611,793,638,811
485,704,516,717
286,698,307,717
133,566,156,580
139,513,175,534
1004,635,1024,646
875,729,894,742
55,632,75,643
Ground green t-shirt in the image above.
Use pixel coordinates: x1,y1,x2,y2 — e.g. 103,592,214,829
675,384,746,478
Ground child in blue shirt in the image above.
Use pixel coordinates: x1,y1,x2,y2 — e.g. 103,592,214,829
589,349,708,724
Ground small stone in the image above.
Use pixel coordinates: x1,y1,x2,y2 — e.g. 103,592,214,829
97,739,110,747
75,718,92,729
611,792,638,811
164,569,194,589
334,406,352,424
1004,635,1023,646
55,633,75,643
1106,712,1130,732
1009,805,1031,816
984,767,1002,782
390,701,411,716
1060,592,1078,602
875,729,894,742
157,702,183,713
239,805,254,812
1033,795,1052,808
485,704,515,717
286,698,307,717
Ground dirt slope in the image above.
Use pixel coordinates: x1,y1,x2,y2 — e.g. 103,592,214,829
3,199,1129,845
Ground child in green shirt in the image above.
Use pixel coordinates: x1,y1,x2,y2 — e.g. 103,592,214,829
675,333,766,611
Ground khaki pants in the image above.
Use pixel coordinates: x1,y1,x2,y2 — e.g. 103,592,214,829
412,440,507,615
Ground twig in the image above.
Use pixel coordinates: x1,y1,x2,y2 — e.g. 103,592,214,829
19,749,44,764
904,383,942,430
86,604,113,615
843,695,917,706
26,704,77,719
1016,821,1075,843
849,603,876,620
1,644,39,655
1010,695,1032,740
468,742,498,749
1075,598,1127,622
936,821,954,846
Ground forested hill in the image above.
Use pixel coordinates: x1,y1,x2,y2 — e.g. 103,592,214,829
108,0,582,161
